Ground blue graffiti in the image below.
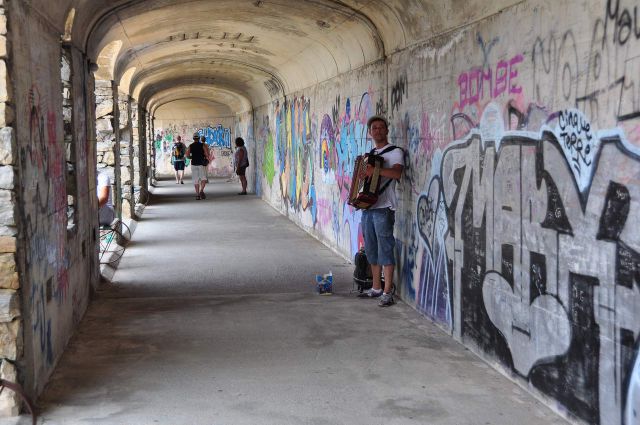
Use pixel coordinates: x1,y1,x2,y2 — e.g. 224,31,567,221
198,124,231,148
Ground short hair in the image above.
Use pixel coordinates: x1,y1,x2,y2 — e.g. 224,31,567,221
367,115,389,130
235,137,245,147
193,132,199,139
177,136,181,141
200,135,206,142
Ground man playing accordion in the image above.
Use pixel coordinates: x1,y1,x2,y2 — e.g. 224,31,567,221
357,115,404,307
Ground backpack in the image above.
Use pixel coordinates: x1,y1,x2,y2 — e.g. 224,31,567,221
173,143,184,160
353,248,374,293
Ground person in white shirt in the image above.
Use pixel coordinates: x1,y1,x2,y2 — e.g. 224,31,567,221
357,115,404,307
97,170,115,226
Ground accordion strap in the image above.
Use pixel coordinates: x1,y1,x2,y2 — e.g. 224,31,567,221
368,145,399,196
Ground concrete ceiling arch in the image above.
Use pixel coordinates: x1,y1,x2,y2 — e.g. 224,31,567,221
82,0,386,112
129,57,284,109
21,0,523,114
153,98,235,121
148,86,251,115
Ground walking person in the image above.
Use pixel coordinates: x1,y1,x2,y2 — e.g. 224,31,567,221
200,135,212,194
171,136,187,184
234,137,249,195
186,133,210,200
357,115,404,307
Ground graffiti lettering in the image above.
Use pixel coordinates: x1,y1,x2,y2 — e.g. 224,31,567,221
199,124,231,148
605,0,640,46
418,108,640,424
457,55,523,110
390,74,408,118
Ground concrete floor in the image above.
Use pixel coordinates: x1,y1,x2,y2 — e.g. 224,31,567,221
10,178,569,425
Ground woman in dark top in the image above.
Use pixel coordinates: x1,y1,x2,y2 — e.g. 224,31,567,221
234,137,249,195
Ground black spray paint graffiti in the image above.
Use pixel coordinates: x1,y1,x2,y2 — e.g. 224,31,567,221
533,1,640,125
425,113,640,424
332,95,340,129
390,74,408,118
604,0,640,47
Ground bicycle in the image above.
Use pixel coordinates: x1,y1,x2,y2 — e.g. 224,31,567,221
99,218,131,265
0,379,36,425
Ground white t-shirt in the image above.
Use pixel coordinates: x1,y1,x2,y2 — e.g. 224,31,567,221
97,171,115,225
369,144,404,210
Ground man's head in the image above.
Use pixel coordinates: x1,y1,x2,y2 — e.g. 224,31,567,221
177,136,182,142
200,136,206,143
367,115,388,130
193,132,199,141
367,115,389,145
235,137,245,147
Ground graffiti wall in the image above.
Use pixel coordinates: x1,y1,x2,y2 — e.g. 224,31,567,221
393,1,640,424
255,64,384,257
154,119,235,177
254,1,639,423
8,1,97,397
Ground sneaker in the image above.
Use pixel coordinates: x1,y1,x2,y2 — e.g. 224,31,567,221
379,293,395,307
180,181,184,184
200,191,206,199
196,196,201,200
357,288,383,298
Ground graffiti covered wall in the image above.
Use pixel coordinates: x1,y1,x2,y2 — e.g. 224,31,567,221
154,119,234,177
254,1,639,423
8,2,96,397
255,64,384,257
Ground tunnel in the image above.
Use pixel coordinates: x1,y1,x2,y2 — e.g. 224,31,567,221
0,0,639,424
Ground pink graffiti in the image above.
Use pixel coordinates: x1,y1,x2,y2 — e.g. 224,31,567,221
316,198,333,227
421,111,448,158
457,54,524,109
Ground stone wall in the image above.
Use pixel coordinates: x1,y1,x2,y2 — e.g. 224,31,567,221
0,0,19,415
254,1,640,423
95,79,115,190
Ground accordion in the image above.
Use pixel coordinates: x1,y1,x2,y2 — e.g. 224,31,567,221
347,153,385,210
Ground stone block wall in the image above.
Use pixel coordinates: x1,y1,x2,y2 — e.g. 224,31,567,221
95,79,116,186
0,1,20,414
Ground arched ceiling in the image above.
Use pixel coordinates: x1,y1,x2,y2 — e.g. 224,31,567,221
153,98,234,121
25,0,521,115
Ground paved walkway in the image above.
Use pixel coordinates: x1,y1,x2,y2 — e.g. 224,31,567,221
12,178,568,425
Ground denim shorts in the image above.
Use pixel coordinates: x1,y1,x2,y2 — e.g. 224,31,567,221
361,208,396,266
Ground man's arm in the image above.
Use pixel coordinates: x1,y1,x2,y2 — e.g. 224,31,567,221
98,185,110,208
365,163,403,180
185,146,191,158
380,164,403,180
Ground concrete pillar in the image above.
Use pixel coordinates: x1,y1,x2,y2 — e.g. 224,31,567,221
137,105,148,204
111,82,122,221
118,93,131,219
150,116,156,186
